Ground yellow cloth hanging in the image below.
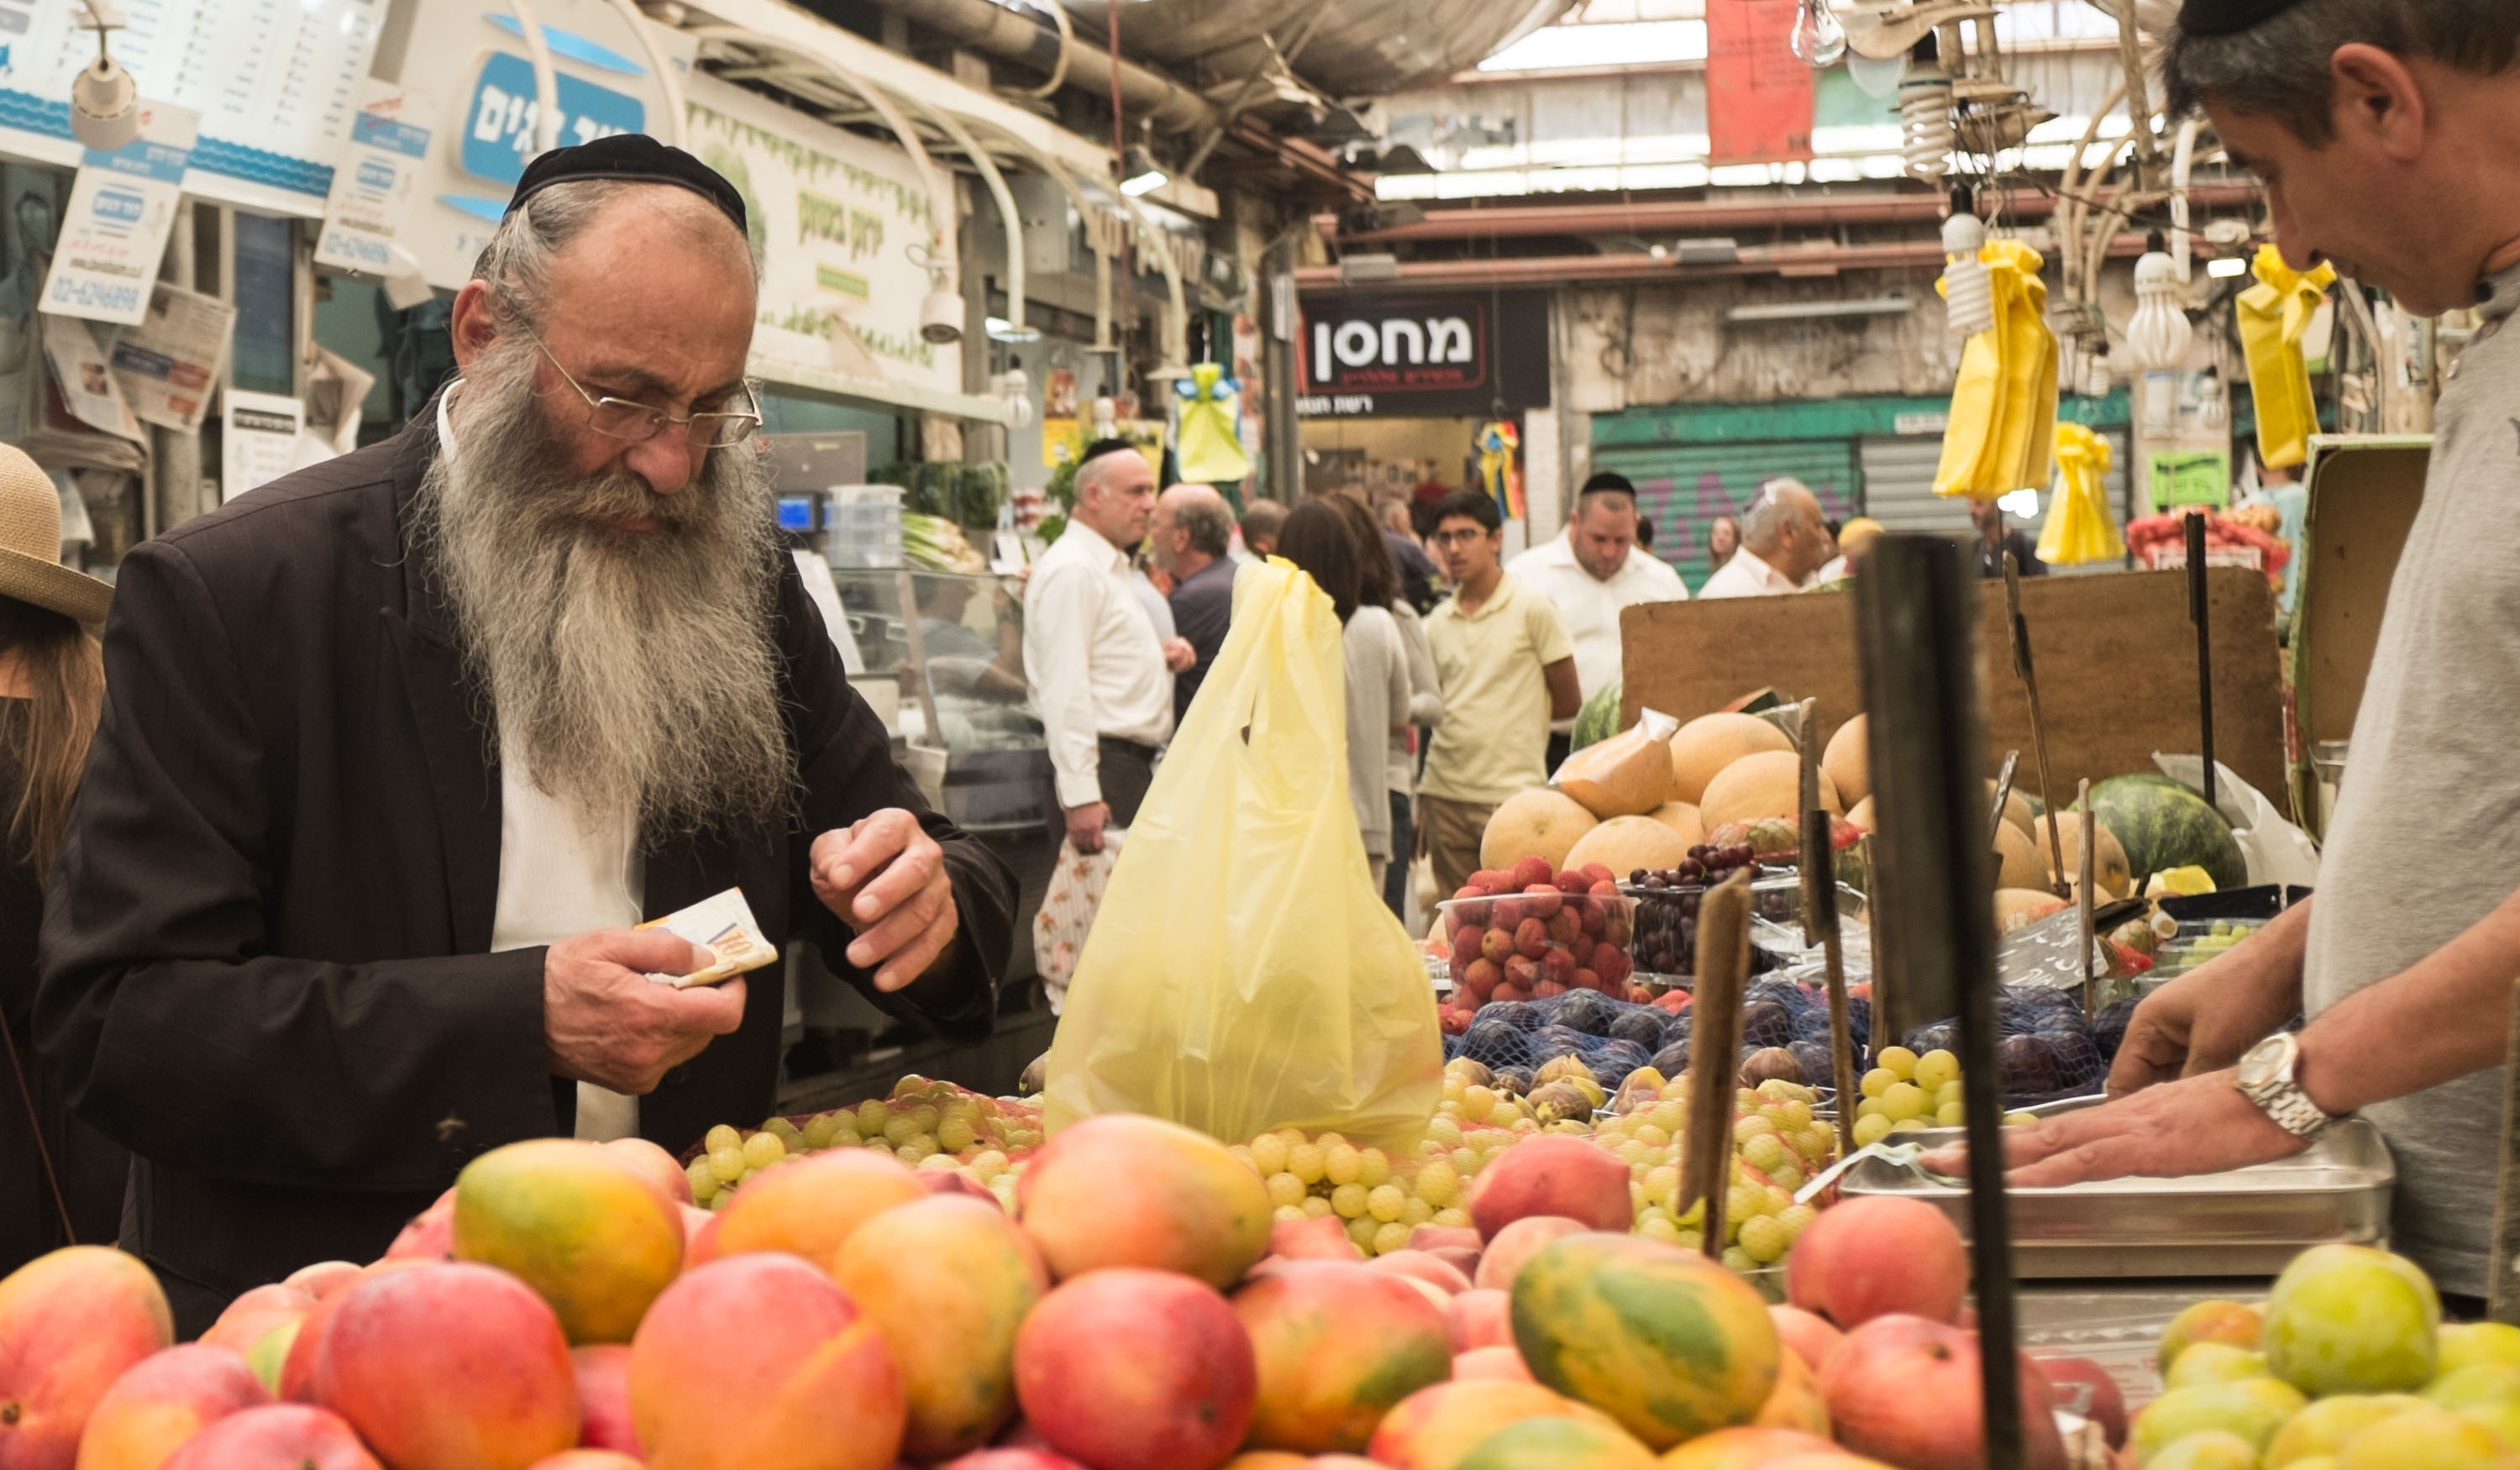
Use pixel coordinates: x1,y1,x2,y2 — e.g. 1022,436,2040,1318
1173,362,1252,483
2237,244,2336,470
2036,421,2126,565
1934,239,2058,500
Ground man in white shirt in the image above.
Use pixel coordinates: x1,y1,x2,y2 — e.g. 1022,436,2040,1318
1025,441,1189,853
1699,478,1835,599
1507,471,1687,769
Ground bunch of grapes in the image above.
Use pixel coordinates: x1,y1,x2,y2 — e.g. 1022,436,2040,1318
684,1075,1046,1213
1848,1045,2037,1147
1601,1075,1833,1273
1625,846,1764,975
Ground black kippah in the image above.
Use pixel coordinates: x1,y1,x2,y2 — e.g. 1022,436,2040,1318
1579,471,1636,496
1079,438,1139,466
2178,0,2310,38
507,134,747,234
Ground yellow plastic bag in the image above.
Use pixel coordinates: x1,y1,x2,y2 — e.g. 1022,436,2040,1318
2036,422,2126,565
1041,559,1444,1148
2238,244,2336,470
1935,239,2057,499
1174,362,1252,484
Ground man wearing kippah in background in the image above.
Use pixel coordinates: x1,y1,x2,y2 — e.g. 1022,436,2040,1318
35,137,1016,1328
1926,0,2520,1310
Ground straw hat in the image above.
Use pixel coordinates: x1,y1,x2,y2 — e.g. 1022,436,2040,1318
0,444,110,625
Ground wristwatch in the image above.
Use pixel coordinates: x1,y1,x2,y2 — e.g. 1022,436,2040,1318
2234,1032,2341,1141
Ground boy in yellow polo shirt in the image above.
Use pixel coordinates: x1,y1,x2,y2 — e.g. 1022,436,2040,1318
1420,490,1580,896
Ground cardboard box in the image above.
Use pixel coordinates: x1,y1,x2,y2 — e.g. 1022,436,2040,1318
2284,434,2431,837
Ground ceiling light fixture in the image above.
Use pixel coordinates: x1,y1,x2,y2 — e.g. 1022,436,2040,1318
1120,144,1168,197
71,1,139,153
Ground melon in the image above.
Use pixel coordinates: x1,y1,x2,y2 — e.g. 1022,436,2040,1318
1562,817,1691,879
1990,821,2049,891
1669,715,1793,805
1482,790,1600,874
2032,812,2131,898
1644,802,1704,848
1698,752,1839,834
1995,889,2070,934
1556,731,1676,819
2082,774,2246,891
1845,796,1874,832
1569,683,1624,753
1987,780,2034,837
1820,716,1870,807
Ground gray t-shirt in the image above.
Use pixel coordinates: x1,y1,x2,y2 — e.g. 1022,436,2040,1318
2302,261,2520,1296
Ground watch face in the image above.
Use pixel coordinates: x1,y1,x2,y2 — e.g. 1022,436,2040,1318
2236,1036,2284,1088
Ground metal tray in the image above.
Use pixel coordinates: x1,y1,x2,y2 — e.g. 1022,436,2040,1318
1837,1097,2393,1278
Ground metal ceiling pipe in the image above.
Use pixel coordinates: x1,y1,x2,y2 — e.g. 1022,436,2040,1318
1334,183,2265,244
1291,230,2167,289
848,0,1218,132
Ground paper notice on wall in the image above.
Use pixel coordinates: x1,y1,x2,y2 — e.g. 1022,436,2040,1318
314,85,437,275
40,314,141,441
222,390,307,501
39,102,199,326
108,283,234,433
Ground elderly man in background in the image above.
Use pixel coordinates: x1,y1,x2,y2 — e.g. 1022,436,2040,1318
1152,483,1237,721
1699,479,1835,598
35,137,1014,1327
1240,498,1288,560
1508,471,1686,770
1025,441,1181,855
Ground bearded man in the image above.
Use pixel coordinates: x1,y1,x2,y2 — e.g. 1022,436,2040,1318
33,138,1015,1331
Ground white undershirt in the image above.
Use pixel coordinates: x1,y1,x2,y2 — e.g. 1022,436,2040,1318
440,386,647,1142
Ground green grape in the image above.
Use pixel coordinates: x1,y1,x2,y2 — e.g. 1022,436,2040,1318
1725,1184,1766,1223
881,1115,920,1147
1851,1113,1893,1147
762,1117,804,1145
1876,1046,1919,1080
1880,1084,1928,1123
1249,1133,1290,1175
704,1124,742,1155
1738,1214,1790,1263
1371,1221,1411,1256
1425,1116,1462,1147
1346,1215,1380,1249
1677,1228,1704,1252
1632,1122,1671,1148
908,1104,941,1134
1300,1195,1335,1220
1733,1116,1778,1143
1639,1215,1683,1244
1357,1148,1392,1189
854,1100,891,1136
969,1148,1009,1176
1414,1160,1459,1207
1860,1067,1899,1100
1740,1134,1788,1174
1935,1101,1966,1127
916,1152,958,1172
1288,1143,1327,1184
1914,1049,1961,1094
1324,1144,1362,1186
686,1162,718,1203
1431,1207,1471,1229
1721,1245,1757,1273
1331,1182,1370,1219
937,1117,978,1154
706,1145,747,1183
741,1131,787,1170
1399,1195,1433,1227
1777,1203,1819,1241
1367,1184,1407,1223
830,1127,863,1149
801,1113,843,1150
1273,1203,1307,1223
1266,1172,1306,1209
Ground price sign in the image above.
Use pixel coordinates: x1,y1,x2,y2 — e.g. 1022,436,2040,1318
314,86,438,273
40,102,199,327
458,52,644,187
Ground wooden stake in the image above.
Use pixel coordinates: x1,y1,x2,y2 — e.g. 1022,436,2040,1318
2077,778,2097,1023
1682,868,1754,1262
2489,979,2520,1323
1798,701,1860,1158
2185,513,2218,810
2005,551,2069,897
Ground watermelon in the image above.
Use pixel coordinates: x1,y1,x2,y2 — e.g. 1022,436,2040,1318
1510,1234,1779,1449
1570,681,1624,753
2081,774,2246,890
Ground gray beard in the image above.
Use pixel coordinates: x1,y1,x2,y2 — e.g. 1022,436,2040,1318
411,342,794,842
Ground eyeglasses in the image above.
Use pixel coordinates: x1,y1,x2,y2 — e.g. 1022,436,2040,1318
525,329,763,449
1431,528,1490,548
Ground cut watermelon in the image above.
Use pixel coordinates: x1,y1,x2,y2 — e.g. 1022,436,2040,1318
1569,680,1624,752
2080,774,2246,891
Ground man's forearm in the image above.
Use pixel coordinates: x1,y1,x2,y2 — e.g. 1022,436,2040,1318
2295,885,2520,1114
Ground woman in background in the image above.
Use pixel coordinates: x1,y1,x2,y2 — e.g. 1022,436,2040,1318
0,443,121,1274
1330,493,1441,920
1276,501,1410,894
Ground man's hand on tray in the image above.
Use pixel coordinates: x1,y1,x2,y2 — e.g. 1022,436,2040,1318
1917,1069,2310,1187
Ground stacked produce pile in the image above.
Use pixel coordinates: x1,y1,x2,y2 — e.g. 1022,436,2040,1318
7,1105,2134,1470
2131,1245,2520,1468
1434,856,1639,1027
685,1078,1043,1212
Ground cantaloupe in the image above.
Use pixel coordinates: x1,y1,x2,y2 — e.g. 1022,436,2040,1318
1563,816,1692,879
1846,795,1875,832
2032,812,2131,898
1994,889,2070,935
1481,790,1600,874
1555,729,1676,819
1644,801,1704,848
1668,715,1793,805
1698,751,1840,834
1821,716,1870,808
1991,820,2050,890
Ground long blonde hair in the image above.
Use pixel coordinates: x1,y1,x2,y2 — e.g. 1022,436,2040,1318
0,596,104,879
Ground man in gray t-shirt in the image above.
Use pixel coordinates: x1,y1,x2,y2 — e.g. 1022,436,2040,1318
1929,0,2520,1299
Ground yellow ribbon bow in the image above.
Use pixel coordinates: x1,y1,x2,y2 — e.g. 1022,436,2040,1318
2236,244,2336,470
2036,421,2126,565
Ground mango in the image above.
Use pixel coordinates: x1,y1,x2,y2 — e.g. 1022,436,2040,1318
2265,1394,2428,1466
279,1259,430,1404
158,1404,381,1470
711,1147,924,1267
1368,1380,1597,1470
569,1345,636,1454
1231,1262,1452,1453
1514,1234,1779,1449
71,1344,268,1470
1012,1268,1255,1470
2433,1364,2520,1413
1466,1136,1631,1238
2337,1405,2520,1469
452,1138,683,1344
1654,1426,1840,1470
2133,1380,2308,1462
1751,1341,1830,1436
1016,1114,1272,1287
2264,1246,2437,1397
1457,1415,1660,1470
2444,1325,2520,1376
314,1262,580,1470
0,1246,174,1469
525,1456,646,1470
2167,1343,2275,1391
2147,1431,2261,1470
830,1194,1047,1462
2161,1300,2265,1375
629,1252,904,1470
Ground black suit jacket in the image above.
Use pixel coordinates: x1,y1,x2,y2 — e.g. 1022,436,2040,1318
34,413,1012,1310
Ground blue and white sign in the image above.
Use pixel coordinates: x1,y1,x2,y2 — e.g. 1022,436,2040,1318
458,51,643,187
314,84,440,274
40,102,200,325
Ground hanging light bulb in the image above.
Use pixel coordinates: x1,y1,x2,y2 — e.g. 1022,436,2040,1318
1788,0,1846,66
2126,241,2194,372
1899,61,1956,181
2085,344,2114,399
997,365,1034,430
1941,210,1994,339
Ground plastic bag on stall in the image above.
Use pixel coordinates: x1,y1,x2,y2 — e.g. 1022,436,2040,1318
2150,754,2323,889
1041,559,1445,1148
1551,707,1681,814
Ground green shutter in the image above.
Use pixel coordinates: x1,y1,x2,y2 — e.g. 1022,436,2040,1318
1593,438,1860,594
